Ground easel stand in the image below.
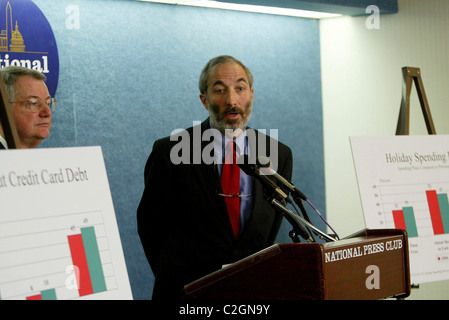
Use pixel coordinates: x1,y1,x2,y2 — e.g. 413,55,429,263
396,67,436,135
396,66,438,292
0,75,20,149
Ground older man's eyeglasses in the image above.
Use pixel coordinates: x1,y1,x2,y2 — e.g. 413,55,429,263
10,97,56,113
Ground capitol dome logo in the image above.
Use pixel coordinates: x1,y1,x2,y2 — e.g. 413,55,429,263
0,0,59,96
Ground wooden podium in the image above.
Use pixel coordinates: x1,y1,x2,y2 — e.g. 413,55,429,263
181,229,410,300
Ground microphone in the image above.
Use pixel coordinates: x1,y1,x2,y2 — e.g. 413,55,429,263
238,155,288,202
238,155,314,243
256,156,306,201
256,156,340,241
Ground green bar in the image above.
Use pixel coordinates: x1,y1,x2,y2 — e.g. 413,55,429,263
403,207,418,237
437,193,449,234
81,227,107,293
41,288,57,300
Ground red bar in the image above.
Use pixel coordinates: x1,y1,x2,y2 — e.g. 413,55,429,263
26,294,42,300
426,190,445,235
392,210,406,229
68,234,93,296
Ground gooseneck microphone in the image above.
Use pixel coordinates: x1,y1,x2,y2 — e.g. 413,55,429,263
238,155,314,243
256,156,306,200
256,156,340,241
237,155,288,203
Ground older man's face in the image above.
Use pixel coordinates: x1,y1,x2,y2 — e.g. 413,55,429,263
200,62,254,136
12,75,52,148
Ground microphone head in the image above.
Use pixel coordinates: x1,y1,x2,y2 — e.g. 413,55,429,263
256,156,271,168
237,154,257,176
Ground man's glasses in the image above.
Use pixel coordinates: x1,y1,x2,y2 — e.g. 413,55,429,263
10,96,56,113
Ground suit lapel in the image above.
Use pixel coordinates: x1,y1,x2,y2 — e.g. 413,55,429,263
190,119,233,235
236,129,277,248
190,119,218,196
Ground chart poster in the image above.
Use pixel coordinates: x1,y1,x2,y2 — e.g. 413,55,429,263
350,135,449,284
0,147,132,300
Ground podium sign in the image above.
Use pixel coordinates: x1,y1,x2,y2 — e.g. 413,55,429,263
182,229,410,300
324,229,409,299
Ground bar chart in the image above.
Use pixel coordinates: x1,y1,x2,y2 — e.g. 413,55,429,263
351,135,449,284
68,226,107,297
426,191,449,235
374,182,449,238
392,207,418,237
0,211,116,300
0,147,132,300
26,289,57,300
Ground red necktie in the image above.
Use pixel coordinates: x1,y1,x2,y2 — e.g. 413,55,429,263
221,141,240,238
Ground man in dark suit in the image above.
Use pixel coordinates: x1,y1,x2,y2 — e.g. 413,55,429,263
137,55,293,299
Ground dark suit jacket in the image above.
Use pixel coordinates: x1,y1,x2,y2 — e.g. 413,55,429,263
0,141,5,149
137,118,293,299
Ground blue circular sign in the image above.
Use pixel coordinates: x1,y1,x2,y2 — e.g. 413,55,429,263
0,0,59,96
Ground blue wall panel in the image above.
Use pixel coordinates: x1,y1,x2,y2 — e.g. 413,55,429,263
33,0,324,300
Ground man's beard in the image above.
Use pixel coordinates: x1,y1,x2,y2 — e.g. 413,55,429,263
208,102,253,136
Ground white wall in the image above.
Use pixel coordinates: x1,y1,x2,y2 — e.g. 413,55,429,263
320,0,449,299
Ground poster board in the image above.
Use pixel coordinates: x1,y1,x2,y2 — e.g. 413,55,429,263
0,146,132,300
351,135,449,284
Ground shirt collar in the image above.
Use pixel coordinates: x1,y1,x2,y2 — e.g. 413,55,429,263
209,120,248,163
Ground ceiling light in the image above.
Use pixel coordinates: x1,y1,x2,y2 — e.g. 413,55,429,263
137,0,342,19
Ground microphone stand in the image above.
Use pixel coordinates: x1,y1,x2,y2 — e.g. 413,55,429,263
237,156,335,243
291,191,313,223
255,159,339,241
291,189,340,241
287,195,315,241
271,199,337,243
261,188,314,243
